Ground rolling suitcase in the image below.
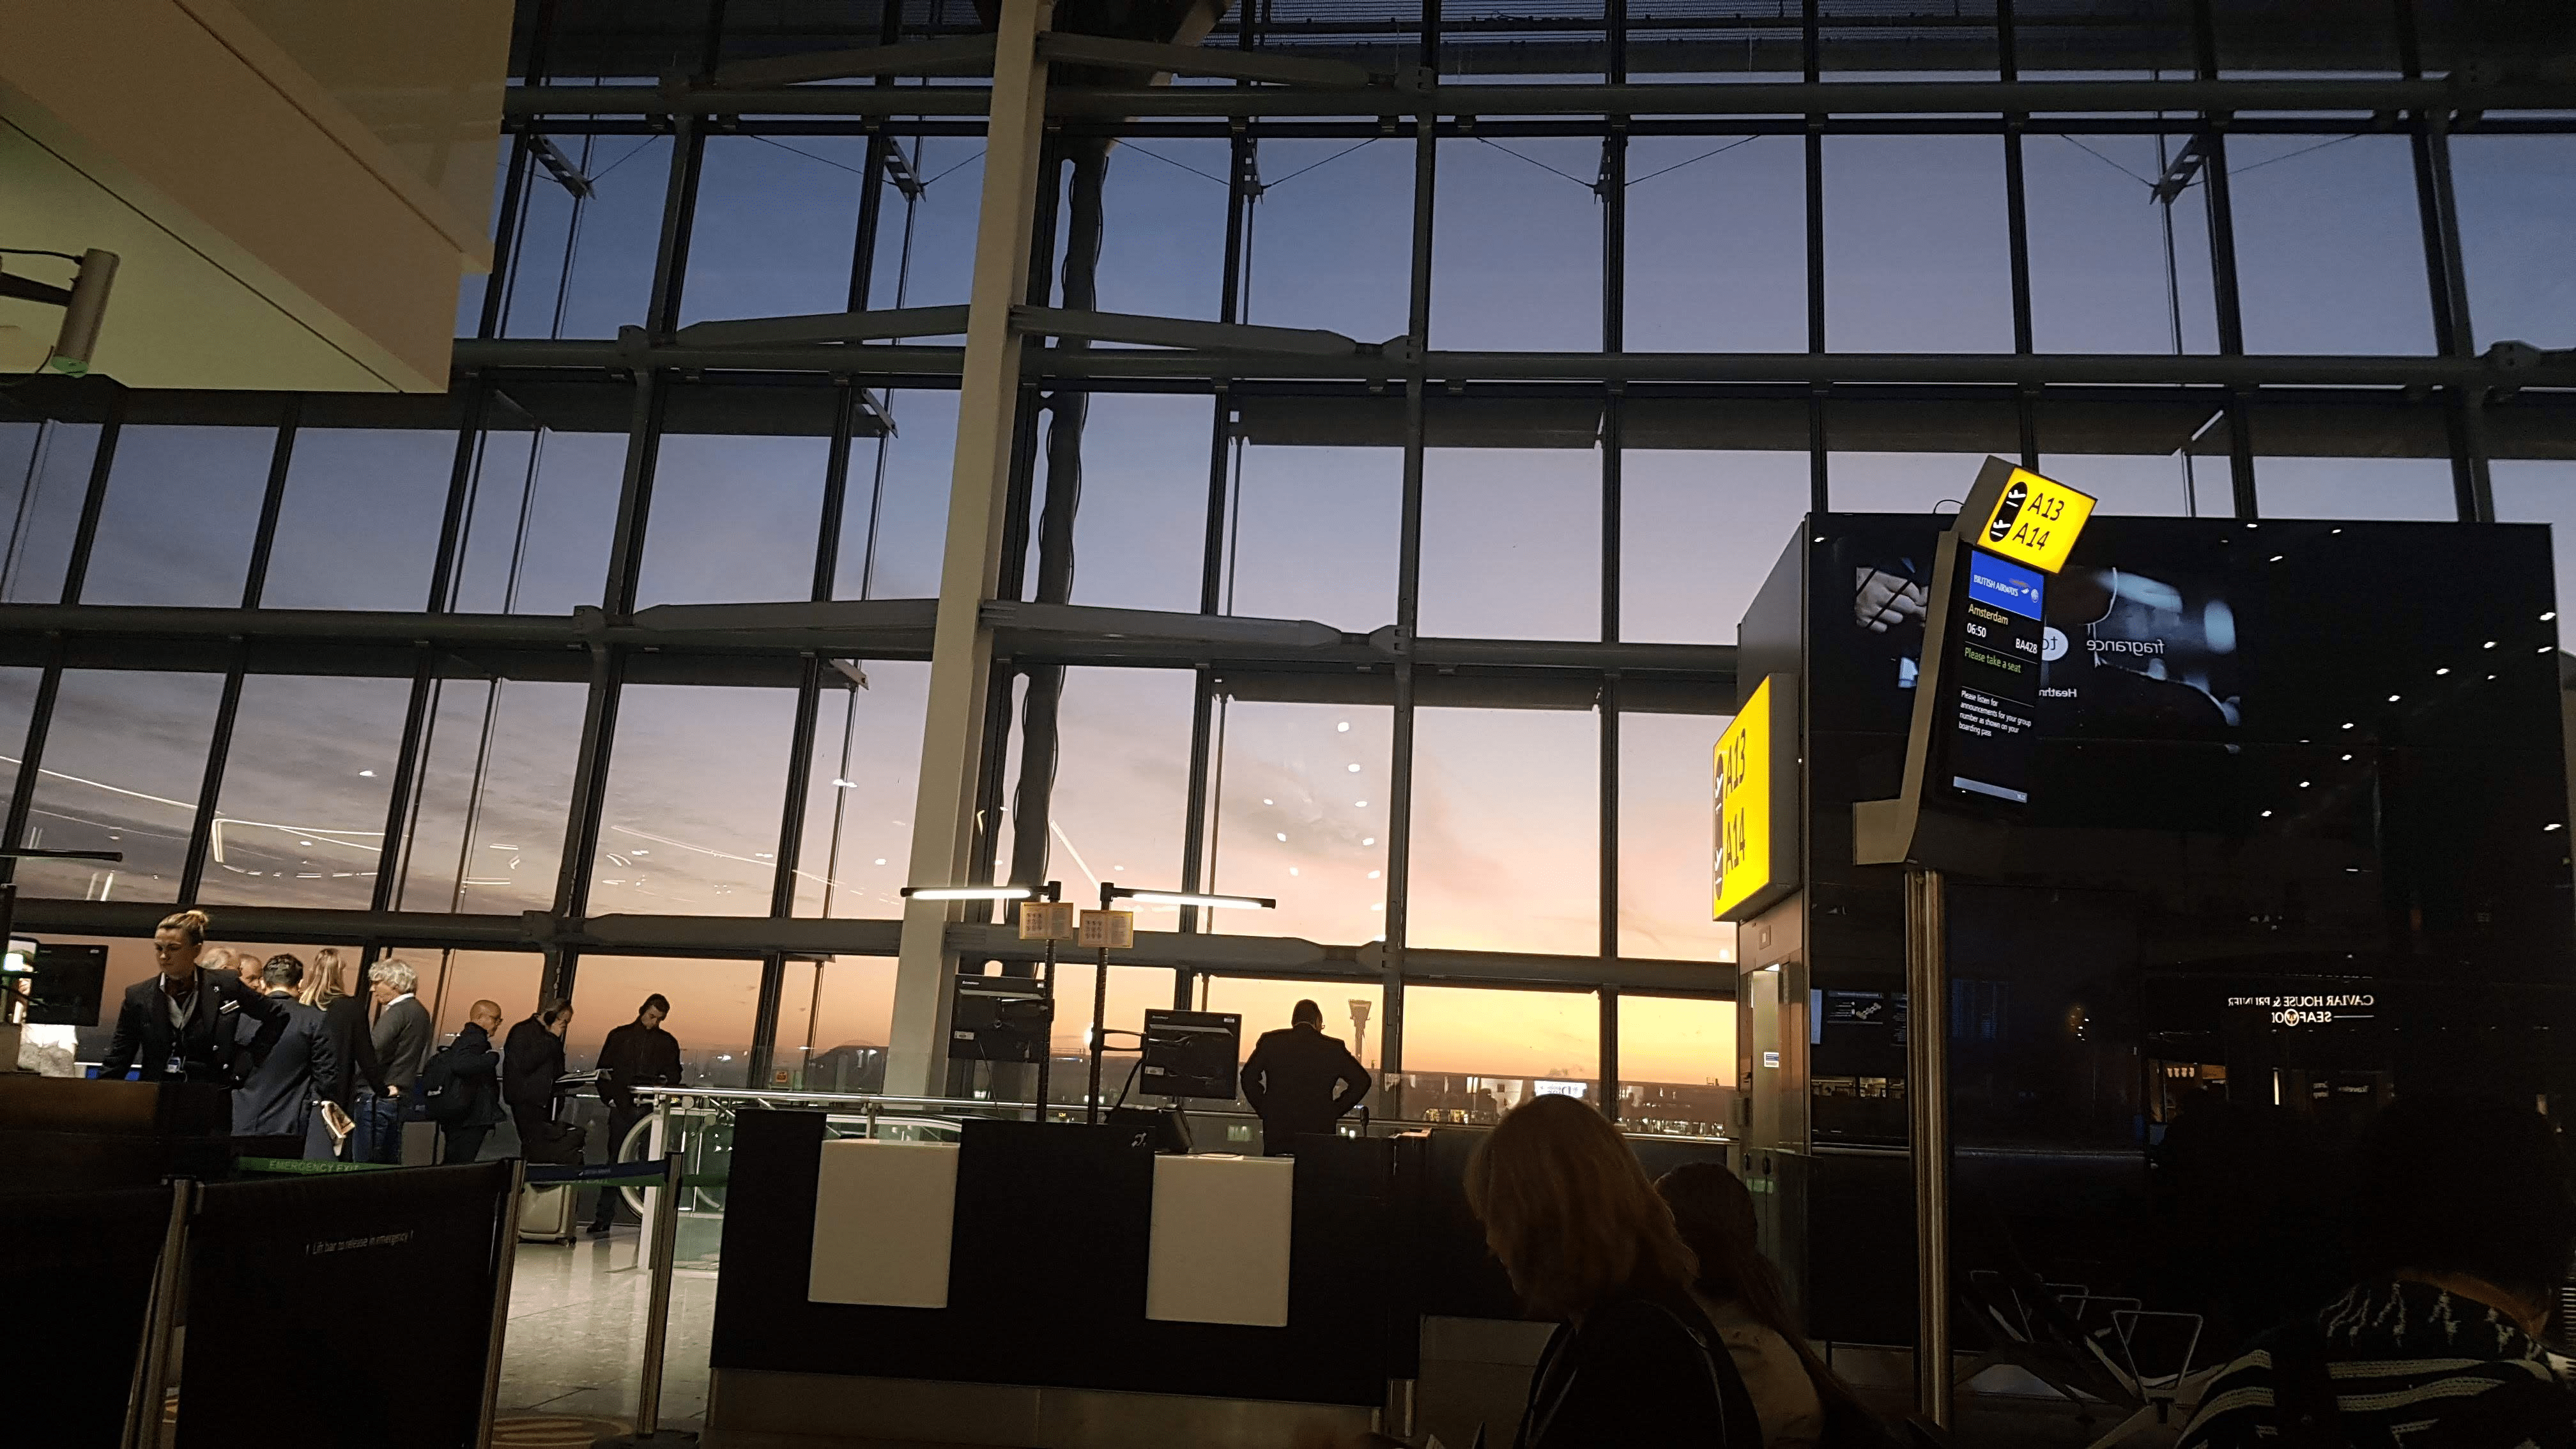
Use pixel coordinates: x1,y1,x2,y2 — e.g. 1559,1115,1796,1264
518,1182,578,1244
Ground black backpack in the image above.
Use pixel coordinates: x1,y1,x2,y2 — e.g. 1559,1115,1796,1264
418,1044,475,1125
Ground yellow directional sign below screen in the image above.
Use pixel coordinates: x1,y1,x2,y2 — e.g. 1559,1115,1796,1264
1977,466,2097,575
1713,677,1774,922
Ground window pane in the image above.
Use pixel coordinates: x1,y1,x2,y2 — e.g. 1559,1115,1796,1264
1402,984,1599,1093
1409,707,1597,956
1432,139,1602,351
1046,962,1177,1082
1194,976,1386,1147
1825,137,2012,353
2451,136,2576,351
565,956,764,1089
0,418,102,604
261,427,455,611
500,134,670,339
395,677,586,915
1061,394,1208,615
682,135,864,324
448,413,624,615
591,686,797,916
1618,711,1736,964
1625,135,1805,353
1618,993,1736,1136
2492,463,2576,620
636,433,826,606
1622,450,1809,644
80,423,277,607
836,392,954,601
794,663,929,919
2025,133,2217,355
1421,447,1601,640
1094,139,1229,323
1228,443,1399,631
995,668,1194,903
1245,139,1412,344
1826,450,1996,514
19,671,225,900
425,951,546,1040
2251,457,2456,521
783,954,895,1091
0,666,37,830
198,676,409,909
2227,135,2435,356
1206,700,1392,947
865,137,979,313
2038,450,2220,519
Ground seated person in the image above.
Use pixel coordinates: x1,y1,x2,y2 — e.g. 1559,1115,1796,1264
2179,1094,2576,1449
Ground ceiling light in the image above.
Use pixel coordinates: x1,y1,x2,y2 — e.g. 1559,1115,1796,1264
901,885,1033,901
1337,721,1351,732
1347,763,1361,773
1120,890,1274,911
358,769,376,778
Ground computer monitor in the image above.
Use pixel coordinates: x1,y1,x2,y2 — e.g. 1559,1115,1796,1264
23,942,106,1027
1138,1009,1242,1100
947,973,1051,1063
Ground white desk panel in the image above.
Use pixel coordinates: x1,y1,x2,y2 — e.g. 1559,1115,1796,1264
1145,1153,1294,1328
808,1138,960,1308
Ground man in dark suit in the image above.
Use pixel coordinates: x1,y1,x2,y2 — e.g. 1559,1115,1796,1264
438,999,507,1164
504,1000,581,1164
231,954,335,1138
1239,999,1373,1156
591,993,683,1234
366,958,434,1163
100,909,288,1087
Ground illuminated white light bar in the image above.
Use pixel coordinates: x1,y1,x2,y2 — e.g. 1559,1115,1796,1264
1120,891,1276,911
901,885,1034,901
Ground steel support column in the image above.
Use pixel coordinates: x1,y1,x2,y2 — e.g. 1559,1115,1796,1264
887,0,1058,1096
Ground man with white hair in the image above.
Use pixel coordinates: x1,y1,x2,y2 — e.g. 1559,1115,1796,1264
367,958,433,1163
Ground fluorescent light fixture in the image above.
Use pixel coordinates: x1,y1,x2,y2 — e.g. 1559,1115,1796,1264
1118,890,1276,911
901,885,1032,901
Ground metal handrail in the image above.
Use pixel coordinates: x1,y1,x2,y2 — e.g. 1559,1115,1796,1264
631,1084,1729,1145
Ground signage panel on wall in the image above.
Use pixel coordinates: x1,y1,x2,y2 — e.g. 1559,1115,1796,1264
1714,674,1798,923
1976,466,2097,575
1943,549,2047,806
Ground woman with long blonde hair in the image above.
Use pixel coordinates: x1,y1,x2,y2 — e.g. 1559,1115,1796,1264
1466,1094,1758,1448
297,945,382,1159
298,946,348,1007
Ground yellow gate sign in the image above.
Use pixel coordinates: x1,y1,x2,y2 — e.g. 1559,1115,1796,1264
1713,677,1776,922
1976,465,2097,575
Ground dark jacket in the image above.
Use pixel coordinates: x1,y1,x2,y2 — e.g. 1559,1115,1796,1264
442,1022,506,1129
1518,1283,1756,1449
99,970,288,1085
1239,1025,1371,1149
318,993,385,1103
231,992,335,1137
597,1020,682,1112
502,1015,566,1124
372,994,434,1091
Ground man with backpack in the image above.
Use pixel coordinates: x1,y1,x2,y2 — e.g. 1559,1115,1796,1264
420,999,506,1164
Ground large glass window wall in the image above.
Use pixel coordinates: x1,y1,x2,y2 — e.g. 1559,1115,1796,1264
0,0,2554,1126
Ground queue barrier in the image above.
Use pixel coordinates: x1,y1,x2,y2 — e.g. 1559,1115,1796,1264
33,1162,525,1449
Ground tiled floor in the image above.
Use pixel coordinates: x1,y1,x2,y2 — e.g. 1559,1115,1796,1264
499,1227,716,1430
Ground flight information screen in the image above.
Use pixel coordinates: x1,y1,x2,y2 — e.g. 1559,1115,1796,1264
1943,547,2046,806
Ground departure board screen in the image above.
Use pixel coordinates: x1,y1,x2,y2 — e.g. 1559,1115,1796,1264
1943,547,2046,806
